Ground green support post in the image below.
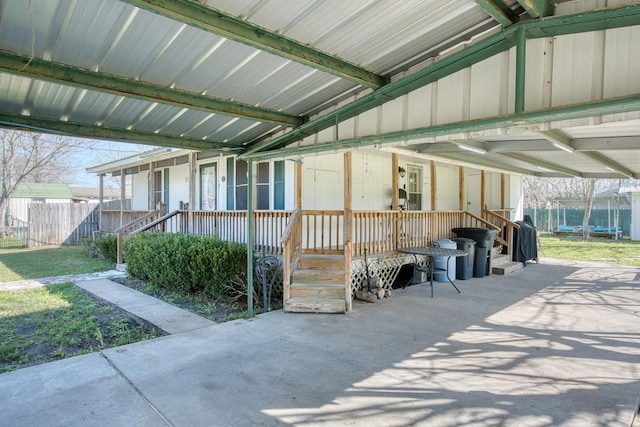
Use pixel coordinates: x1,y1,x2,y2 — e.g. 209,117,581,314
515,26,527,114
246,158,254,316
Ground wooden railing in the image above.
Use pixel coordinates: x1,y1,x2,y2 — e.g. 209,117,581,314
101,209,156,232
114,209,162,263
352,210,499,257
302,210,344,254
482,209,519,260
281,208,302,302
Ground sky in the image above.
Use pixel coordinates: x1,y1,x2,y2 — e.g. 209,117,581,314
69,138,155,189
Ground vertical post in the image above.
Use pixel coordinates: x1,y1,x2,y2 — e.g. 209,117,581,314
188,152,196,209
481,170,486,212
246,158,254,316
515,26,526,114
391,154,399,210
120,169,126,227
501,173,506,210
148,162,155,210
430,161,437,211
343,152,353,312
98,173,104,232
294,161,302,209
459,166,465,211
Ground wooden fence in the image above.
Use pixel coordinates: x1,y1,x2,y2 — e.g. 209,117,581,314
28,203,100,247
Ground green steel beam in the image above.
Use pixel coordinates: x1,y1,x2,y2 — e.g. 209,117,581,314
525,3,640,38
517,0,554,18
578,151,634,178
122,0,387,89
515,26,526,114
0,50,304,127
243,35,516,156
475,0,519,27
433,152,537,176
498,152,581,176
0,112,235,151
244,94,640,161
243,4,640,157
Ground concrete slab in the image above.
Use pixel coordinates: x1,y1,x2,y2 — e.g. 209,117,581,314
1,258,639,426
75,279,215,335
0,352,167,426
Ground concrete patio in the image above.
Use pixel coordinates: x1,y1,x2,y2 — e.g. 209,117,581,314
0,257,638,426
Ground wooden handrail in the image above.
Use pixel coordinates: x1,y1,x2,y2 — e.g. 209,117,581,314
113,210,160,234
462,211,501,231
281,208,301,244
282,208,302,303
482,209,520,260
130,209,182,235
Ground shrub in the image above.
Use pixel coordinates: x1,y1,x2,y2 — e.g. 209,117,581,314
123,233,248,300
83,235,118,263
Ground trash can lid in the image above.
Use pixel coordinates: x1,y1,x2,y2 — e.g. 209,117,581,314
433,238,457,249
451,237,476,244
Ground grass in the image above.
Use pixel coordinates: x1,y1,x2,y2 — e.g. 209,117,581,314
538,233,640,267
0,282,161,373
112,277,253,323
0,245,114,282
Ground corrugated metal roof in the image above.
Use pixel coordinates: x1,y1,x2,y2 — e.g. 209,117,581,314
0,0,638,178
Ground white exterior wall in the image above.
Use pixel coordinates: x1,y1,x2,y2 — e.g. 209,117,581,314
7,198,70,223
302,153,344,210
131,172,148,210
352,152,392,210
631,192,640,241
435,163,459,211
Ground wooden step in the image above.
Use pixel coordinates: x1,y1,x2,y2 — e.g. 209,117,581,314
290,283,345,299
492,261,524,275
491,254,511,267
285,298,346,314
292,269,344,284
298,254,344,270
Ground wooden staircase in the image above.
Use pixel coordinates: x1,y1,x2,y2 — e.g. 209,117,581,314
284,254,347,313
491,247,524,275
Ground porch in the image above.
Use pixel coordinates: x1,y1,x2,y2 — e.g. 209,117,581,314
102,205,525,313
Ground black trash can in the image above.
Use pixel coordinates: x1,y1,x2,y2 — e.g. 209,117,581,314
452,227,499,278
451,237,475,280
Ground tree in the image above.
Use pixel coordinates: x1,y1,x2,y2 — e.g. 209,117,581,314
1,129,81,230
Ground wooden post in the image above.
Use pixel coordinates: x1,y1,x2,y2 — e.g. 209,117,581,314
459,166,465,211
188,152,196,209
481,170,486,212
98,173,104,232
391,154,399,210
120,169,126,227
501,173,506,210
430,160,437,211
344,152,353,312
148,162,155,210
294,161,302,209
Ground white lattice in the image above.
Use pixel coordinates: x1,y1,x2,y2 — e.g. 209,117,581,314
351,253,430,299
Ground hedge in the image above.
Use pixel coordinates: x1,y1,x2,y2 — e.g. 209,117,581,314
123,233,247,300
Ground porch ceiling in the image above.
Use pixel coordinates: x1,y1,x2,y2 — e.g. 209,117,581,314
0,0,638,179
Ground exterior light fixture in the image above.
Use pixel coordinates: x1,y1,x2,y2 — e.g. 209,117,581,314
398,167,406,178
456,142,487,155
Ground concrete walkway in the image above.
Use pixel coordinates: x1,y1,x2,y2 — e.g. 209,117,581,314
1,258,639,426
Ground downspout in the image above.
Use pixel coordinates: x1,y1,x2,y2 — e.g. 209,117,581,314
246,158,254,316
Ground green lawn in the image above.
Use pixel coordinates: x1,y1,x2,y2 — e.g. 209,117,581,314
0,245,114,282
0,282,161,373
538,233,640,267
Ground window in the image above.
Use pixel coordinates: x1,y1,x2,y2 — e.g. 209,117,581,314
407,165,422,210
273,160,285,210
235,159,247,210
153,170,162,207
200,163,217,210
226,157,235,210
256,162,269,210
